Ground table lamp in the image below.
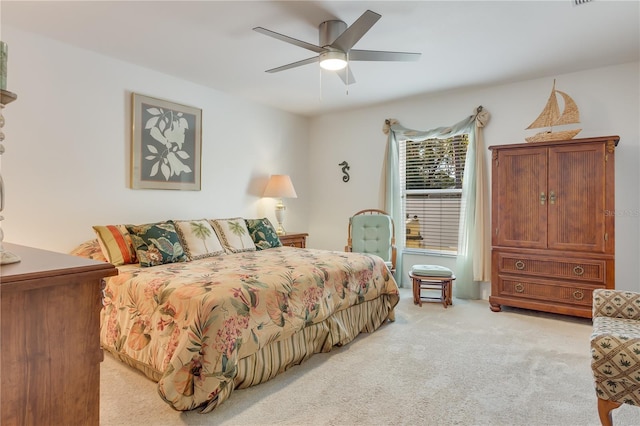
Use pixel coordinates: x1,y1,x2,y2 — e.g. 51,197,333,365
263,174,297,235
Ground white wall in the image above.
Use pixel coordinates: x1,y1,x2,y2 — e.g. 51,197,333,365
3,27,638,295
1,27,310,253
308,62,640,294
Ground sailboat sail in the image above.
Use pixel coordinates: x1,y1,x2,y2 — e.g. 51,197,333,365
526,82,561,130
553,90,580,126
525,79,581,142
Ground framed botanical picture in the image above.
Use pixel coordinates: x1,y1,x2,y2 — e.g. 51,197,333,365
131,93,202,190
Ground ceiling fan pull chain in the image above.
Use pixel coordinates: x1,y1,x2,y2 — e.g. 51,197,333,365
319,67,323,102
345,52,350,95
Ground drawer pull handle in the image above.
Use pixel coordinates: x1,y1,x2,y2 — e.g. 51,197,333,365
573,266,585,276
573,290,584,300
515,260,525,270
514,283,524,293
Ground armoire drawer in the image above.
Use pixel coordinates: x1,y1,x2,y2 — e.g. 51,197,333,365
497,253,605,284
496,275,602,307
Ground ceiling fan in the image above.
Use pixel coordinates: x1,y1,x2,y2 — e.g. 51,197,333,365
253,9,421,85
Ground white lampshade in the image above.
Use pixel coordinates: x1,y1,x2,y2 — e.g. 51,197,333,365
319,51,347,71
263,175,298,199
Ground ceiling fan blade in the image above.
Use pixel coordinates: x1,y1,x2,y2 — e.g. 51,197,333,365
265,56,320,73
331,10,381,52
349,49,421,62
253,27,326,54
335,66,356,85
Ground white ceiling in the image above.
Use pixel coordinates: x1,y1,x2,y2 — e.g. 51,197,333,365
2,1,639,117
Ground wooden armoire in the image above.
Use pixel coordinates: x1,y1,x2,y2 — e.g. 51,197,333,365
488,135,618,318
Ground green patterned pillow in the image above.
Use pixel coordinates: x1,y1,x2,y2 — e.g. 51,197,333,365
245,218,282,250
126,221,188,267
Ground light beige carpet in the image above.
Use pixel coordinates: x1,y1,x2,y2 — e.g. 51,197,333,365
100,288,639,425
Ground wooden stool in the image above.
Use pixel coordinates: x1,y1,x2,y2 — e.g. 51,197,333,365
409,271,455,308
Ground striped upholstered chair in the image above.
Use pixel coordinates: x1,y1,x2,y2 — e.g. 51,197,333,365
590,289,640,425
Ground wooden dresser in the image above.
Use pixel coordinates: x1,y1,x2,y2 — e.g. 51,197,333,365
279,232,308,248
0,243,118,426
488,136,618,318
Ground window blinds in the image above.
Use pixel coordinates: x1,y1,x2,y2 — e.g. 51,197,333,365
400,135,468,253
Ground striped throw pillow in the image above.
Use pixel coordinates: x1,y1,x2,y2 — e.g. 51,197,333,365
93,224,137,265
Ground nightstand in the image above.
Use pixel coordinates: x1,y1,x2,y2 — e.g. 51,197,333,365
279,233,308,248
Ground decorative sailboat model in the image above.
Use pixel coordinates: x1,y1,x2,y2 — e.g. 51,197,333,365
525,79,581,142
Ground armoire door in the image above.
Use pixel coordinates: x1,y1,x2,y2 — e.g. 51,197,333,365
493,147,548,249
547,142,607,253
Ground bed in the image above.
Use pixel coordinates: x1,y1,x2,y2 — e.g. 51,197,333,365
74,239,399,412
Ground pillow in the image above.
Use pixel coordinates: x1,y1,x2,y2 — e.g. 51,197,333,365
174,219,226,260
245,218,282,250
125,221,188,267
411,264,453,278
92,225,137,265
69,239,108,262
210,218,256,253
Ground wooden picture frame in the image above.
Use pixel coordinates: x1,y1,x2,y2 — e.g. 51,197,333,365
131,93,202,190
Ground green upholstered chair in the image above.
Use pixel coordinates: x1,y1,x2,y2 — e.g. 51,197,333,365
590,289,640,426
346,209,396,273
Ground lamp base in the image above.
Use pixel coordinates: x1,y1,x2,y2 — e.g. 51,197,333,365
1,250,21,265
274,200,286,236
0,216,21,264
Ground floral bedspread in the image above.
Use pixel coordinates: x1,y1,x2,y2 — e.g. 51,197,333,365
100,246,399,411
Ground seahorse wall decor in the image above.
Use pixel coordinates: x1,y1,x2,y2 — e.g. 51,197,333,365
338,161,350,182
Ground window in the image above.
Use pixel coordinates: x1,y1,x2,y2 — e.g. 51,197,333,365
400,134,468,254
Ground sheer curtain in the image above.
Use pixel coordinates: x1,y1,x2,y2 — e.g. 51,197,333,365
382,107,491,299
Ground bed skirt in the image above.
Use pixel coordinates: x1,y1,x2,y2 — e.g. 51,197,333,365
103,293,398,412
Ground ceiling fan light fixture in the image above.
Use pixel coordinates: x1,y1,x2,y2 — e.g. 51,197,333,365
255,9,420,85
319,51,347,70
